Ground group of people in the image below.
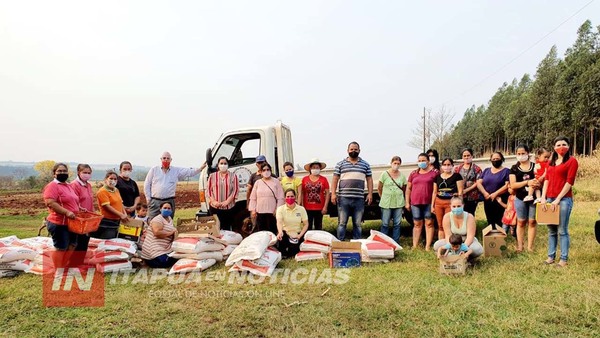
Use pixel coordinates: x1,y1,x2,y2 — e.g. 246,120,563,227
42,135,578,269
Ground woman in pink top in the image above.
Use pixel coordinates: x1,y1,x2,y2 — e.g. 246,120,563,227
405,153,438,250
249,163,284,234
68,164,95,260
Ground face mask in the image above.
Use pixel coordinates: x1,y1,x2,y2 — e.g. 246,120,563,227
79,173,91,182
56,173,68,183
555,147,569,156
429,156,436,164
348,151,359,159
108,179,118,187
121,170,131,178
451,207,464,216
516,154,529,162
491,160,502,168
161,209,173,218
310,169,321,176
161,161,170,169
391,164,400,171
285,170,294,177
464,158,473,164
417,162,428,169
218,164,228,172
262,171,271,178
442,165,453,173
285,197,296,205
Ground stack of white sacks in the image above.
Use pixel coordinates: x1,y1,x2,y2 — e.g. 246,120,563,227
225,231,281,277
87,238,137,273
167,230,242,274
295,230,339,262
0,236,53,276
351,230,403,262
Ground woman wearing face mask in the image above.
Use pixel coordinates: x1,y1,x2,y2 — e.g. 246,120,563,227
405,153,438,250
70,164,94,213
455,148,483,216
432,158,464,241
540,136,579,267
93,171,128,239
477,152,510,228
248,163,285,234
433,196,483,258
116,161,140,217
207,156,239,231
43,163,82,260
509,144,540,253
427,149,440,171
299,159,329,230
280,161,302,197
276,189,309,258
142,202,178,268
377,156,407,243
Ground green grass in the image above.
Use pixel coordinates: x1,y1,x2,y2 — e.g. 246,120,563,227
1,181,600,337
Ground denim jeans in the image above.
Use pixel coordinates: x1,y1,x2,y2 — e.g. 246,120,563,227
381,207,402,243
337,197,365,240
547,197,573,262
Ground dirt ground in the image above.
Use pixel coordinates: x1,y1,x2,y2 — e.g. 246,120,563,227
0,182,201,215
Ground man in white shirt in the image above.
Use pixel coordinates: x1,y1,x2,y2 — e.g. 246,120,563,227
144,151,203,221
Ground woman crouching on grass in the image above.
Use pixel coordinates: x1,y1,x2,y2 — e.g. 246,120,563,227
276,189,309,258
43,163,88,267
432,196,483,259
540,136,579,267
142,202,178,268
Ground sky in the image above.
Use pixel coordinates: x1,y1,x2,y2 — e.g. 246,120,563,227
1,0,599,169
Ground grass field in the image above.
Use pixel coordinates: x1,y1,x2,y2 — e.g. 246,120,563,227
1,179,599,337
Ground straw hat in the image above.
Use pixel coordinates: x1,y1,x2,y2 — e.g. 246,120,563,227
304,158,327,171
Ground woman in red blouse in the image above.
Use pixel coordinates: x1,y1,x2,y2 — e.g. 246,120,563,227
541,136,578,267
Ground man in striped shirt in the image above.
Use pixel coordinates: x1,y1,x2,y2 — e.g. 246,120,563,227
331,142,373,240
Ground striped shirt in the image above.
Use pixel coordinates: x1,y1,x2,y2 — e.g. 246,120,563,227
207,171,239,209
334,157,372,199
141,214,175,260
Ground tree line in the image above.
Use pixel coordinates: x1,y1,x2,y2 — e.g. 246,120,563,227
427,20,600,158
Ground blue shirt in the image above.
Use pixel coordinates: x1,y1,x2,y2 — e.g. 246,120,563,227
334,157,372,199
443,243,469,255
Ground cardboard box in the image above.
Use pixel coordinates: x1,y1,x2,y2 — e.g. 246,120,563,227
329,242,361,268
482,225,507,257
118,218,144,242
439,255,467,275
536,204,560,224
176,215,220,237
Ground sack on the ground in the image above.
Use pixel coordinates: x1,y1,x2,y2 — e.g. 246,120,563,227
0,269,21,278
0,259,34,272
367,230,403,251
168,251,223,262
0,247,39,263
351,239,395,259
96,238,137,255
96,260,133,273
222,245,238,257
299,240,330,254
20,237,54,252
168,258,216,275
197,238,225,252
220,230,243,245
230,247,281,277
171,238,201,254
304,230,338,246
295,251,326,262
225,231,274,266
86,251,131,264
88,237,103,248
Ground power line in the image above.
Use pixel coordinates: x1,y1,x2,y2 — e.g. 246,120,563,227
442,0,596,105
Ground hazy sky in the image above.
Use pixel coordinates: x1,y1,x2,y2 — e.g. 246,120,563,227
2,1,599,169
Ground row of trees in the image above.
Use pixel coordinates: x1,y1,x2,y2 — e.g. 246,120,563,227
416,20,600,158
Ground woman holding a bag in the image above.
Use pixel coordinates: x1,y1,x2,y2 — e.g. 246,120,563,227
248,163,285,234
432,158,464,240
377,156,407,243
455,148,483,215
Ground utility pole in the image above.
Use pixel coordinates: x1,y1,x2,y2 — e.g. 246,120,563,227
422,107,426,153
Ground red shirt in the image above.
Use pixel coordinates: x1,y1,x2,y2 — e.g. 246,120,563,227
70,178,95,212
43,180,80,225
534,160,549,179
302,175,330,211
546,157,578,198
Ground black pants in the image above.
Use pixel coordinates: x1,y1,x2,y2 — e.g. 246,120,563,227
483,195,507,227
277,232,304,258
210,207,234,231
91,218,120,239
256,213,277,234
306,210,324,230
464,200,479,216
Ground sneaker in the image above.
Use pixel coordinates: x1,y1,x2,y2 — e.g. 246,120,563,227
523,196,534,202
533,198,542,204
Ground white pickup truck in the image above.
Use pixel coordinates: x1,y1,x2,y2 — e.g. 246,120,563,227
197,121,498,228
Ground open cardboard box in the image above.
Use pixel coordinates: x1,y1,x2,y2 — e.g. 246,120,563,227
329,242,361,268
482,225,507,257
176,215,220,237
118,218,145,242
439,255,467,275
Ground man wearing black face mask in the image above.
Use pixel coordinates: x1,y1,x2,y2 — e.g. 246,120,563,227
331,142,373,240
476,151,510,228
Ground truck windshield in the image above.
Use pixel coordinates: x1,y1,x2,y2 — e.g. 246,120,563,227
213,133,261,167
